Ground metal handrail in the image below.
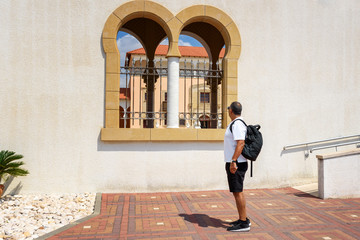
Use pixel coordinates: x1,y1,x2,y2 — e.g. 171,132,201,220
310,141,360,153
283,134,360,150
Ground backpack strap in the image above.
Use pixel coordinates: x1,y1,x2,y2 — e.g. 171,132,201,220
250,161,253,177
229,118,247,133
229,118,254,177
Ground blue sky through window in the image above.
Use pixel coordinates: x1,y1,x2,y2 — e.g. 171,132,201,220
116,31,203,67
116,32,204,87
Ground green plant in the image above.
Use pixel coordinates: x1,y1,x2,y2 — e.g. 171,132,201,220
0,150,29,184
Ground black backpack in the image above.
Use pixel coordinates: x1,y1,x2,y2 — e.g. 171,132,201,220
230,119,263,177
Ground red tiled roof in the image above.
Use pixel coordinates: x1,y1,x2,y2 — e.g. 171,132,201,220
119,88,130,100
126,45,225,58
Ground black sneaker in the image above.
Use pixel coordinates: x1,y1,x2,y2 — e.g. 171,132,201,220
227,220,250,232
230,218,251,226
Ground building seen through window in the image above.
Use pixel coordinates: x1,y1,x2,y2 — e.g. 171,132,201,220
119,44,224,129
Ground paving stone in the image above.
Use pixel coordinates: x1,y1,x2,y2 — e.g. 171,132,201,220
45,188,360,239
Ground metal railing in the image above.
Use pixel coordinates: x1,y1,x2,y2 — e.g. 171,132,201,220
310,141,360,153
283,134,360,156
119,57,223,129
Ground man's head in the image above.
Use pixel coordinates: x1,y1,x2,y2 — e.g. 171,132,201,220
228,101,242,119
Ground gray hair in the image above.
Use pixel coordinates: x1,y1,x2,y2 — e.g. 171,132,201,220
229,101,242,115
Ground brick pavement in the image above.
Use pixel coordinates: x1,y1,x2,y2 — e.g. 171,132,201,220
47,188,360,240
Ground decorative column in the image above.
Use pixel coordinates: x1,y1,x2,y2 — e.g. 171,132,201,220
167,57,180,128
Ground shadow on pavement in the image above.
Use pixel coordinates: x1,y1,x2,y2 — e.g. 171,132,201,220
179,213,228,228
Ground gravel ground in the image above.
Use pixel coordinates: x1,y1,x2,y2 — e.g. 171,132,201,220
0,193,96,240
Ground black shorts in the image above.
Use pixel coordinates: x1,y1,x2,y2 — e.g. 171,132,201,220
225,162,248,192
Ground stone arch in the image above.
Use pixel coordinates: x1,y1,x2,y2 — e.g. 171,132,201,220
101,1,241,131
102,1,179,128
175,5,241,58
175,5,241,127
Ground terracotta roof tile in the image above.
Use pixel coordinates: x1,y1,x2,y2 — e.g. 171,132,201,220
126,45,225,58
119,88,130,100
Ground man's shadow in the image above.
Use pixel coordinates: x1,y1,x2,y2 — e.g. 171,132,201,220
179,214,229,228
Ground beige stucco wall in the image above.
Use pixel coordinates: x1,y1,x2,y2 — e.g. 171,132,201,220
1,0,359,193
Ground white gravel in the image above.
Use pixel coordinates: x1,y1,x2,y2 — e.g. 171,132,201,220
0,193,96,240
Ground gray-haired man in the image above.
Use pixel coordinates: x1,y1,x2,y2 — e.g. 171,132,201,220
224,101,251,232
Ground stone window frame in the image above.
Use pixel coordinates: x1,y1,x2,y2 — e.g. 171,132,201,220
101,1,241,142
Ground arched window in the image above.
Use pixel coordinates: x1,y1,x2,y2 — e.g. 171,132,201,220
101,2,241,141
120,40,223,129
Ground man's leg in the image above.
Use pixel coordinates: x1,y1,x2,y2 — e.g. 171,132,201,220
227,191,250,231
233,192,247,221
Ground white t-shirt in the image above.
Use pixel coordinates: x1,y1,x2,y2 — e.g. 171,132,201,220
224,117,247,163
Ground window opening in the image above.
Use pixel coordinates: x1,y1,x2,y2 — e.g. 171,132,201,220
181,55,222,129
118,33,223,129
117,31,140,128
199,115,210,129
120,52,168,129
177,33,223,129
200,92,210,103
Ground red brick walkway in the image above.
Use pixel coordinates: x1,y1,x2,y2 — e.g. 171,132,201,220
48,188,360,240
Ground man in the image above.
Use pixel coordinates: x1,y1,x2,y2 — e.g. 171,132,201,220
224,101,251,232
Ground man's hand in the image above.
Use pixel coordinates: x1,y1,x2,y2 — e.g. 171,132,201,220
230,161,238,174
229,140,244,174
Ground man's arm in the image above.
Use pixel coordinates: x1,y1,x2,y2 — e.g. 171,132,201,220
230,140,245,174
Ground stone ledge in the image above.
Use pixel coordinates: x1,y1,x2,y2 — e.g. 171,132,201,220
316,149,360,160
317,149,360,199
101,128,225,142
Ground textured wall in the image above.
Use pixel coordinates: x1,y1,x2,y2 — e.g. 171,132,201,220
0,0,359,193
